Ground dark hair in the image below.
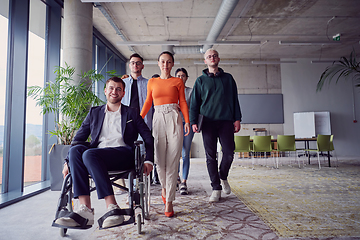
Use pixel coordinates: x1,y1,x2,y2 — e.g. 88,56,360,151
152,74,160,78
175,68,188,78
129,53,143,62
158,51,174,62
106,76,125,89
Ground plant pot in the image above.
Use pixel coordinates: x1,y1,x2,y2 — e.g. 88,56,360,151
49,144,70,191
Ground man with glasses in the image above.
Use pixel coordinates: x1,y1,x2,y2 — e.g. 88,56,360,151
122,53,153,136
121,53,157,183
189,48,242,203
122,53,152,127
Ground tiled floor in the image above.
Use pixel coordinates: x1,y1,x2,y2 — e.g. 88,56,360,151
0,157,359,240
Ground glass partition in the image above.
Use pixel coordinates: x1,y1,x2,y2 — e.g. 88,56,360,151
24,0,46,187
0,6,9,191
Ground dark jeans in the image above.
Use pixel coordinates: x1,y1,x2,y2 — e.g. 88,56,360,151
202,119,235,190
68,145,134,199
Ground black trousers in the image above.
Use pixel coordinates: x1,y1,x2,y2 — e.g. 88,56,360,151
68,145,134,199
202,120,235,190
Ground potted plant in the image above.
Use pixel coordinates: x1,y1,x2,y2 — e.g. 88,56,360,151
316,49,359,124
316,49,360,91
28,63,108,190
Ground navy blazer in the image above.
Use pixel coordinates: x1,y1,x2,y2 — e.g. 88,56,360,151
69,104,154,163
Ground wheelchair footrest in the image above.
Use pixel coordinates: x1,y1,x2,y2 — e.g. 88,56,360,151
52,209,92,230
98,208,135,230
52,221,93,230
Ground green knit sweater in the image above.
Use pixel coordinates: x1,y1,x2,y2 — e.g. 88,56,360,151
189,68,242,124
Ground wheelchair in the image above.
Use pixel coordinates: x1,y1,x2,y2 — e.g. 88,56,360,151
52,141,151,236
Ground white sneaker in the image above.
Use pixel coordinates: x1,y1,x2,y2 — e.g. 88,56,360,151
221,179,231,195
209,190,221,202
102,204,124,228
55,204,94,227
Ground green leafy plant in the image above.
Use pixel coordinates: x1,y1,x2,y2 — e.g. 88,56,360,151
27,63,106,145
317,49,360,91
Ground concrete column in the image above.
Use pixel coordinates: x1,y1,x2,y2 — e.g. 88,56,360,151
63,0,93,84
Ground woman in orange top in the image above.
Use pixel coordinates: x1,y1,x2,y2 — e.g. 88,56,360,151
141,51,190,217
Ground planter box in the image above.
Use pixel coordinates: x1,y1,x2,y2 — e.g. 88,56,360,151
49,144,70,191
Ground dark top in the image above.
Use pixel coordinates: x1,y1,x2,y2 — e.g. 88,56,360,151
190,68,242,125
129,79,140,115
66,104,154,163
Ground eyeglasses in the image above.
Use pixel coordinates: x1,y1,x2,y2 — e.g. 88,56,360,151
206,54,218,59
130,61,143,66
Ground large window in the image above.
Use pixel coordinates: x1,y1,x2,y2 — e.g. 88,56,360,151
0,0,125,207
24,0,46,187
0,2,9,191
0,0,56,204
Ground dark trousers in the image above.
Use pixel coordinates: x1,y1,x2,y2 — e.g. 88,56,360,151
202,120,235,190
68,145,134,199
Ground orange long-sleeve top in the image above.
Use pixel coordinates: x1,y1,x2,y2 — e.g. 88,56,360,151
140,77,190,123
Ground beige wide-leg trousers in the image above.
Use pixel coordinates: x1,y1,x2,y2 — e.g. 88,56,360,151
153,104,183,202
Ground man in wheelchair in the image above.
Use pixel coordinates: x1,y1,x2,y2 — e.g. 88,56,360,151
54,76,154,229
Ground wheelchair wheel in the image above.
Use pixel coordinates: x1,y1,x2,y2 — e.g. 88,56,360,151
144,173,151,220
137,213,141,234
60,228,67,237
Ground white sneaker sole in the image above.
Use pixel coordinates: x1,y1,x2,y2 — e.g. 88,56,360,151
102,215,125,228
55,217,94,227
209,197,220,202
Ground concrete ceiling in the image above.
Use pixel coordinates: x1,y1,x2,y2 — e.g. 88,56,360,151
90,0,360,62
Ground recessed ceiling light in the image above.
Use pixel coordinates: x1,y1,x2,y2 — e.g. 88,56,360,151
279,41,341,46
198,41,261,45
251,60,297,64
116,41,180,46
310,60,338,63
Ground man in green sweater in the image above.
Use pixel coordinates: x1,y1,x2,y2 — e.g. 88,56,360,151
190,48,242,202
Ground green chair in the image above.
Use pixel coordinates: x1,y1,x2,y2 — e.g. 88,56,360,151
275,135,303,168
234,135,251,160
329,135,339,166
250,135,254,152
252,135,275,168
330,135,334,151
305,134,332,169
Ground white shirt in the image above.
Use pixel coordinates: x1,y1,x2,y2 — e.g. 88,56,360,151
97,105,127,148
